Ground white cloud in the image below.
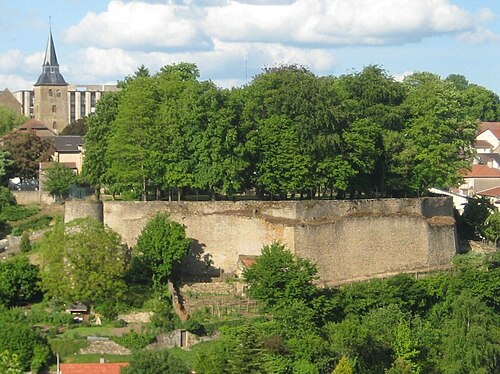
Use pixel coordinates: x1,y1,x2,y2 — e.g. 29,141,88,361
0,74,34,91
0,50,44,78
459,28,500,43
392,71,413,82
65,1,211,50
206,0,482,46
65,0,491,51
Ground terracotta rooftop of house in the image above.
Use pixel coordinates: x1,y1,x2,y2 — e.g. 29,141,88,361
238,255,258,268
464,164,500,178
478,122,500,139
17,118,57,137
60,363,129,374
477,186,500,197
474,139,493,149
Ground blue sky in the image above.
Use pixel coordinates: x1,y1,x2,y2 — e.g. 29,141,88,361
1,0,499,94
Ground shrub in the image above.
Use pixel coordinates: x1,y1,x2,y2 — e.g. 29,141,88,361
0,205,39,222
11,215,52,236
20,232,31,253
112,331,155,350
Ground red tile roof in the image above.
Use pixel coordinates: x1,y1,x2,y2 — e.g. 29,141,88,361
478,122,500,139
238,255,258,268
464,164,500,178
60,363,129,374
477,186,500,197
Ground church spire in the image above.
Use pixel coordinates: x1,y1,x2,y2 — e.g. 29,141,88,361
34,29,67,86
43,30,59,67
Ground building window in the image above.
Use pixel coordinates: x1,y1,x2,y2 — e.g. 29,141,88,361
48,89,53,97
56,89,61,98
52,122,57,129
52,105,56,113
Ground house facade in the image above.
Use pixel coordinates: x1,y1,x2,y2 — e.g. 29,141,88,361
458,122,500,206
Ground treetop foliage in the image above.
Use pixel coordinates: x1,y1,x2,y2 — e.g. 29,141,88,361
134,212,191,288
84,63,492,201
39,217,128,305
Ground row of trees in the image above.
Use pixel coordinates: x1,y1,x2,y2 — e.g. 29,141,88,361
83,64,500,200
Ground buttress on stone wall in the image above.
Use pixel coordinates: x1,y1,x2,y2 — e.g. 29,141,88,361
64,198,457,285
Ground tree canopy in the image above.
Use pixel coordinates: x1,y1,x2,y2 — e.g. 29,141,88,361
43,161,77,200
134,212,191,288
82,63,489,201
1,131,54,181
39,217,128,306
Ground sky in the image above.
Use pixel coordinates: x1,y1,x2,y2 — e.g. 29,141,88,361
1,0,499,93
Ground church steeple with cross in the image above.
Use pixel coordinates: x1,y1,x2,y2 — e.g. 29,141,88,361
34,26,69,133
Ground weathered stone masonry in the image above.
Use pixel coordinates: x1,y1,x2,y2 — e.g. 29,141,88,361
65,198,457,285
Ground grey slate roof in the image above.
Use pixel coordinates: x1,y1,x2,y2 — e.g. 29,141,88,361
53,136,83,152
34,31,67,86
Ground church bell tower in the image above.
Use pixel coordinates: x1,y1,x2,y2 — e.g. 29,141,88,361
34,30,68,134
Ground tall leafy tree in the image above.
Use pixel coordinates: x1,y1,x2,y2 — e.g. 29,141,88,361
106,76,159,200
1,131,55,181
39,218,128,306
43,161,77,200
83,91,121,197
403,73,477,194
0,106,27,136
243,65,322,198
153,63,201,200
134,212,191,288
192,84,249,197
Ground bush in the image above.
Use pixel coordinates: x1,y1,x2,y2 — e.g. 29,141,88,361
0,205,39,222
11,215,52,236
0,186,13,209
20,232,31,253
112,331,156,350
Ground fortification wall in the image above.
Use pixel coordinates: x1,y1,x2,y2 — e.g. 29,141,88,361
64,197,457,285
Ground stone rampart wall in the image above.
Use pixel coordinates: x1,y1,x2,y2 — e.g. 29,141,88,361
64,198,457,285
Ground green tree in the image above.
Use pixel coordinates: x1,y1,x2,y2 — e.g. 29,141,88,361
122,349,189,374
0,105,26,136
242,65,324,198
0,257,42,307
106,76,159,200
153,63,203,200
60,117,86,135
82,91,121,197
243,242,318,309
43,161,77,200
402,73,477,194
1,131,55,181
0,309,51,372
134,212,191,288
440,293,500,373
458,196,496,240
39,218,128,306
